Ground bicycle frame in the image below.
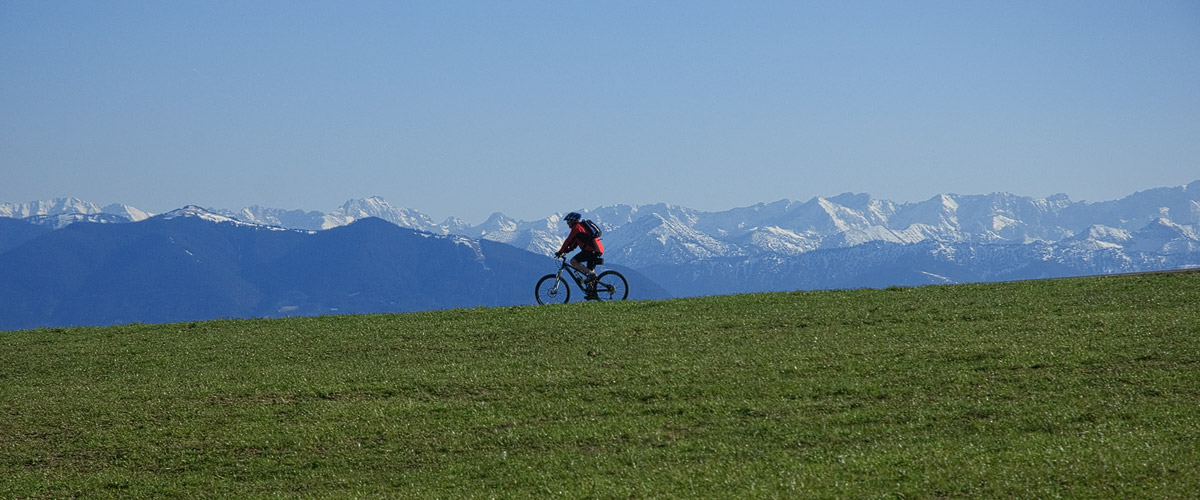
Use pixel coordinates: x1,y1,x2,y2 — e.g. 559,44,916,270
554,257,593,294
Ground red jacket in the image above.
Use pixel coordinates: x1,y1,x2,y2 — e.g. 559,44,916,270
558,222,604,255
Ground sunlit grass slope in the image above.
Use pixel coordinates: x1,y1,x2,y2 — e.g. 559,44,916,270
2,272,1198,498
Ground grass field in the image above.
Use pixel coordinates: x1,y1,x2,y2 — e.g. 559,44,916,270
2,271,1198,498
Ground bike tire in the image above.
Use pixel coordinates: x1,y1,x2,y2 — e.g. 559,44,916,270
535,274,571,304
593,270,629,301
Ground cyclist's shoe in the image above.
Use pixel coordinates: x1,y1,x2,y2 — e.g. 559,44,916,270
584,291,600,300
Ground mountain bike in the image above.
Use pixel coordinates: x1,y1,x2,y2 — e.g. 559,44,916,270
535,257,629,304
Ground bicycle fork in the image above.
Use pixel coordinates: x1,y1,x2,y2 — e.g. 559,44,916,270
552,270,567,295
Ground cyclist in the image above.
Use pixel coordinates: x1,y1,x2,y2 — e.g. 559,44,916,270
554,212,605,296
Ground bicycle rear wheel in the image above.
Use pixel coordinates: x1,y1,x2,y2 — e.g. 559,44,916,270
535,274,571,304
593,270,629,301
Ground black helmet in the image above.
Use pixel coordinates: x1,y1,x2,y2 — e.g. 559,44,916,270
563,212,582,223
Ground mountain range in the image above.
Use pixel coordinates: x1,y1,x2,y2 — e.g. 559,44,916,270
0,207,668,330
2,180,1198,329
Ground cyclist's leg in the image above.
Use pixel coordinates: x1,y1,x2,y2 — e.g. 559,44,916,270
570,252,599,277
582,255,601,299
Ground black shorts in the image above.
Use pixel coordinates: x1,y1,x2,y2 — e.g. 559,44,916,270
572,251,604,270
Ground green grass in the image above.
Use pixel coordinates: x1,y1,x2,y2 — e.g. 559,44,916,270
2,272,1199,498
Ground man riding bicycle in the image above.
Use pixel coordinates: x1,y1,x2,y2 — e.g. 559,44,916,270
554,212,604,297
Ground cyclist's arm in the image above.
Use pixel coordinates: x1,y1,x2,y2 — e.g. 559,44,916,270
557,226,584,255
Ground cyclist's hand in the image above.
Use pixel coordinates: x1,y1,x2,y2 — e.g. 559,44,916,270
554,252,563,259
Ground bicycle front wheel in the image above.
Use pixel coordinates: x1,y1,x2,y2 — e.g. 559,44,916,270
535,274,571,304
593,270,629,301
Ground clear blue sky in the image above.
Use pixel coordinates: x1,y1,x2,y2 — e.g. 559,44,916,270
2,1,1198,223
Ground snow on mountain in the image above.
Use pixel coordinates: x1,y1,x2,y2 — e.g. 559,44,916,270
460,214,568,255
888,194,961,240
733,226,821,256
480,228,563,256
947,192,1075,242
322,196,443,232
693,200,791,237
160,205,300,232
603,213,744,267
1061,225,1133,252
825,192,898,225
102,203,153,222
1127,218,1200,254
440,217,473,235
748,198,846,235
160,205,242,223
33,213,136,228
227,206,326,230
220,198,444,233
1060,180,1200,230
0,197,100,218
0,197,154,228
588,203,701,228
475,212,520,233
5,180,1198,280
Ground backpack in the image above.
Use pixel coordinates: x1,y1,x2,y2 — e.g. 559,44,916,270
581,219,602,239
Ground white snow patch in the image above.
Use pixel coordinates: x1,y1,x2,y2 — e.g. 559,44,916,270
919,271,953,283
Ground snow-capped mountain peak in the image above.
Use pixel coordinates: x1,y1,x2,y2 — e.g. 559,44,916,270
0,197,99,218
323,197,441,232
604,212,743,267
158,205,298,231
0,197,155,229
101,203,152,222
737,225,821,255
161,205,247,224
478,212,519,233
0,194,154,220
